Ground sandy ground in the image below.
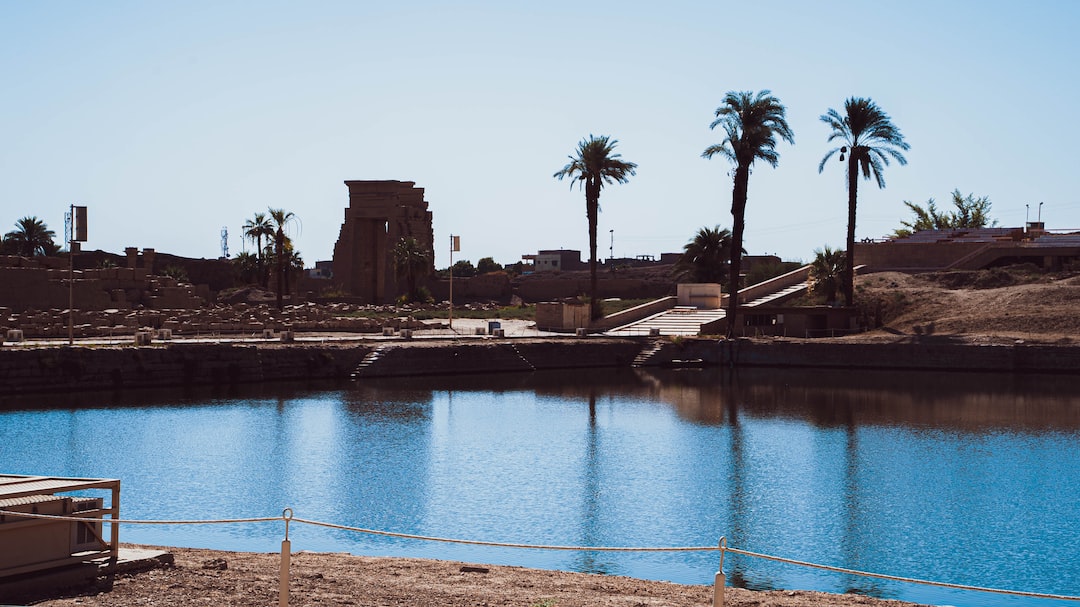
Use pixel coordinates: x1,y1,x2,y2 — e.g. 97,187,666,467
825,267,1080,345
24,546,927,607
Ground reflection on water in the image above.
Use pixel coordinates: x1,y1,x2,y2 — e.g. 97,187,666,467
1,368,1078,607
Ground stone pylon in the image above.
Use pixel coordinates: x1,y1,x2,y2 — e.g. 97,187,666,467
331,180,435,303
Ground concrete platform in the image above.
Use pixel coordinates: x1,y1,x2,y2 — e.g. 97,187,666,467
0,548,172,604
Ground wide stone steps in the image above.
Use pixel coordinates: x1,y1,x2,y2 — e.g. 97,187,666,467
607,307,727,337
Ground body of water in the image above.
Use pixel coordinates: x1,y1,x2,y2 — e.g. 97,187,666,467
2,367,1078,607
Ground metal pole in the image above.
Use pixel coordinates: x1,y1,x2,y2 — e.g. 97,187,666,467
68,203,74,346
280,509,292,607
713,537,727,607
448,235,454,330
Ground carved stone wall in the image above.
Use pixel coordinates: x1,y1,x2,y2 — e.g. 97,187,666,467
331,180,435,302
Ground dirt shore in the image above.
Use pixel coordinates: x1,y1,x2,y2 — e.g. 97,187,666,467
26,546,927,607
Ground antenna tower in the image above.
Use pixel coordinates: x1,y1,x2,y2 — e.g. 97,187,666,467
220,226,229,259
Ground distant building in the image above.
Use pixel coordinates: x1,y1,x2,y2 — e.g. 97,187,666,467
523,249,584,272
306,260,333,279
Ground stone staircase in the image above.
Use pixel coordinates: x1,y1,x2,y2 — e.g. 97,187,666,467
743,282,807,307
607,307,727,336
351,345,388,378
631,339,666,367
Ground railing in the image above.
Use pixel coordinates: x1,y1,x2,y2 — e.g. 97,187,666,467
2,508,1078,607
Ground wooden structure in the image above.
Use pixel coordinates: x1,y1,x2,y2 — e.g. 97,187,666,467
0,474,120,578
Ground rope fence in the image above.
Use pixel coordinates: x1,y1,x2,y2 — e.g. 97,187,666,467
2,507,1078,607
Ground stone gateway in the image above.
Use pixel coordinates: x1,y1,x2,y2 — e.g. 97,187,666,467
331,180,435,302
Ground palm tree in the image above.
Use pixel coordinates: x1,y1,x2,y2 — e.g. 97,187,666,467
267,208,298,309
3,216,58,257
819,97,909,306
672,226,737,284
243,212,274,287
233,251,259,285
554,135,637,321
392,236,431,302
809,245,845,305
703,90,794,337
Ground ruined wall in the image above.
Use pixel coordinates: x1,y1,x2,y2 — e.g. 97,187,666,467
331,181,435,303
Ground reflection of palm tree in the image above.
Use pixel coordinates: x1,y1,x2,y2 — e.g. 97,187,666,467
4,216,58,256
554,135,637,321
574,391,612,575
819,97,909,306
673,226,737,285
243,212,274,287
703,91,794,337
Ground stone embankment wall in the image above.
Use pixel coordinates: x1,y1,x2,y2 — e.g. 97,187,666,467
0,344,374,395
0,338,645,395
4,337,1078,397
645,338,1080,374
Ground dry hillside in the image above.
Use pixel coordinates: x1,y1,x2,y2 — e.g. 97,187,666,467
850,265,1080,344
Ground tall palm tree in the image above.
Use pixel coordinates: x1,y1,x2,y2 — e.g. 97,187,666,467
819,97,909,306
3,216,57,257
672,226,737,284
554,135,637,321
243,212,274,287
268,208,298,309
703,90,794,337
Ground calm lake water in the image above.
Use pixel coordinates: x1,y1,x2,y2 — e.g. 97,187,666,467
2,367,1078,607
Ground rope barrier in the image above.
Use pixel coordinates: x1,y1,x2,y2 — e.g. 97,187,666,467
290,517,717,552
2,508,1077,602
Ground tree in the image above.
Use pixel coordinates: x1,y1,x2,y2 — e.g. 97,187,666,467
893,190,996,238
703,90,794,337
268,208,298,309
554,135,637,320
233,251,260,285
4,216,58,257
392,236,431,302
672,226,737,284
476,257,503,274
450,259,476,278
243,212,274,287
819,97,909,306
809,246,845,305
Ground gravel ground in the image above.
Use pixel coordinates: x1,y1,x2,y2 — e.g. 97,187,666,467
24,546,927,607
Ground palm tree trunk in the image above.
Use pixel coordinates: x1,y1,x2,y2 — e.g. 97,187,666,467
845,156,858,307
727,165,749,338
276,230,284,310
255,235,261,287
587,189,600,321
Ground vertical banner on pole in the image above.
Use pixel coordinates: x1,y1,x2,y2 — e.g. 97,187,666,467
74,206,88,242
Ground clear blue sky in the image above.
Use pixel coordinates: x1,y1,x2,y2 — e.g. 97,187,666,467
3,1,1079,269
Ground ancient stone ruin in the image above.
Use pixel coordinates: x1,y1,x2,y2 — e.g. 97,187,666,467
331,180,434,303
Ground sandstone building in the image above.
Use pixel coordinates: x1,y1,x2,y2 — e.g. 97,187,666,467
331,180,435,303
